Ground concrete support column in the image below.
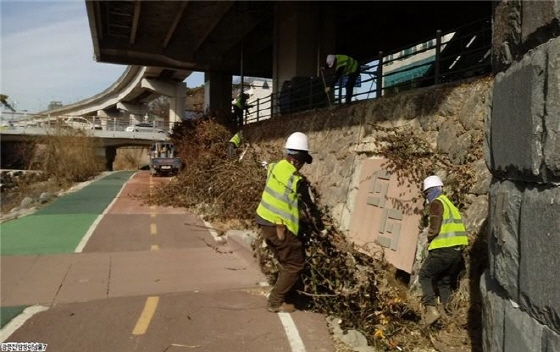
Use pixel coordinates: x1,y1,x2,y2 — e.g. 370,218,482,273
141,78,186,129
116,102,147,125
273,3,336,94
204,71,232,119
168,82,186,128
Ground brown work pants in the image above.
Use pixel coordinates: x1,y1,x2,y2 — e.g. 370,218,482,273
259,225,305,308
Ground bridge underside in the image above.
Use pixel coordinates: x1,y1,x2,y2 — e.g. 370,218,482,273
37,2,494,130
88,1,493,77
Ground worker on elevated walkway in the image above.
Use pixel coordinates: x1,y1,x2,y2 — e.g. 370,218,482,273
232,93,253,127
322,54,360,105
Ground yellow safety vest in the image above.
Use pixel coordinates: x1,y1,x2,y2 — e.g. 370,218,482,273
335,55,359,76
235,96,245,109
256,159,301,236
229,132,242,147
428,194,468,250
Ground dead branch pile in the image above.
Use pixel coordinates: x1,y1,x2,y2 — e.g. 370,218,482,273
147,118,478,351
253,185,435,351
146,118,280,224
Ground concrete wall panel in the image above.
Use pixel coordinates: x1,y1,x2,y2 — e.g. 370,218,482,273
348,158,423,273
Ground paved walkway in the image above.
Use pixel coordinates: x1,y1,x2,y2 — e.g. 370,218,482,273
0,171,334,352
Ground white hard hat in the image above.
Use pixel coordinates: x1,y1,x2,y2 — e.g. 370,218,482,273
326,54,335,68
422,175,444,191
285,132,309,151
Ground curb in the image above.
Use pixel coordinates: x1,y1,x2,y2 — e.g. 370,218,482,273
225,229,259,269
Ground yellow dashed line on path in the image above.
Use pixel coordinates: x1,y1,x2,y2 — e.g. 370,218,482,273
148,176,159,251
132,296,159,335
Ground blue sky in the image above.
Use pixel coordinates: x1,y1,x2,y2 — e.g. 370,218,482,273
1,0,203,114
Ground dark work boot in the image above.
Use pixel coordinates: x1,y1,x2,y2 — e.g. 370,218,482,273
267,303,296,313
424,306,441,325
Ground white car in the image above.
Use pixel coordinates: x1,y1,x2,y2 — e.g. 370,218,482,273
64,117,102,130
125,123,168,134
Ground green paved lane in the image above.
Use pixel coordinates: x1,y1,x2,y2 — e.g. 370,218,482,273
0,171,135,256
0,306,26,329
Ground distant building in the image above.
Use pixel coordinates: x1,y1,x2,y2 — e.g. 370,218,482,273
232,77,273,123
382,33,454,94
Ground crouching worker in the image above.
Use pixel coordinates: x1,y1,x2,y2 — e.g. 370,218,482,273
256,132,324,313
227,130,244,160
419,175,468,325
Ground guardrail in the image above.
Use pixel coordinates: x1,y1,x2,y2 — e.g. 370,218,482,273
243,17,491,124
1,115,176,133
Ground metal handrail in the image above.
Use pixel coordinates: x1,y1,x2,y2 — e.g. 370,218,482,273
244,17,491,124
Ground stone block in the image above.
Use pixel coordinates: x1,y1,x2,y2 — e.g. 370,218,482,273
504,302,543,352
492,1,522,72
518,185,560,329
490,46,546,182
544,38,560,177
542,326,560,352
489,180,521,300
481,273,506,352
462,194,488,235
522,1,560,43
457,80,491,131
470,159,492,195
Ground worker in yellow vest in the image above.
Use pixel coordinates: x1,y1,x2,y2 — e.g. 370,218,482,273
227,130,244,160
256,132,325,313
232,93,253,127
419,175,469,325
322,54,360,105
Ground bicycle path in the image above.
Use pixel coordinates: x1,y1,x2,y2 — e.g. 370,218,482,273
0,171,135,329
0,171,135,256
0,171,334,351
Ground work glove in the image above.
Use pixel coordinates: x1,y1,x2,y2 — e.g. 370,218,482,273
276,225,286,241
324,87,331,93
419,227,430,243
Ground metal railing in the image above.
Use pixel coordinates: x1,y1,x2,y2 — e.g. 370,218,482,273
0,114,177,133
243,17,491,124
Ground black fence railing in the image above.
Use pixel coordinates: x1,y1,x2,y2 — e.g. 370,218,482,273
244,17,491,124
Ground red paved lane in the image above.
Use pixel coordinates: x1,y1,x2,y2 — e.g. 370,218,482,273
1,171,334,351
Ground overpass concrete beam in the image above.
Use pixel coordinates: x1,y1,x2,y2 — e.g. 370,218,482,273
141,78,177,97
116,102,148,115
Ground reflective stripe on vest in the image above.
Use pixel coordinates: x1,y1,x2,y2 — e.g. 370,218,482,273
335,55,358,76
428,194,468,250
256,160,301,236
229,133,242,147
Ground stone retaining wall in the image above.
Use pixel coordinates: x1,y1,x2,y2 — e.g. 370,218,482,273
245,76,492,244
483,1,560,351
244,2,559,349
